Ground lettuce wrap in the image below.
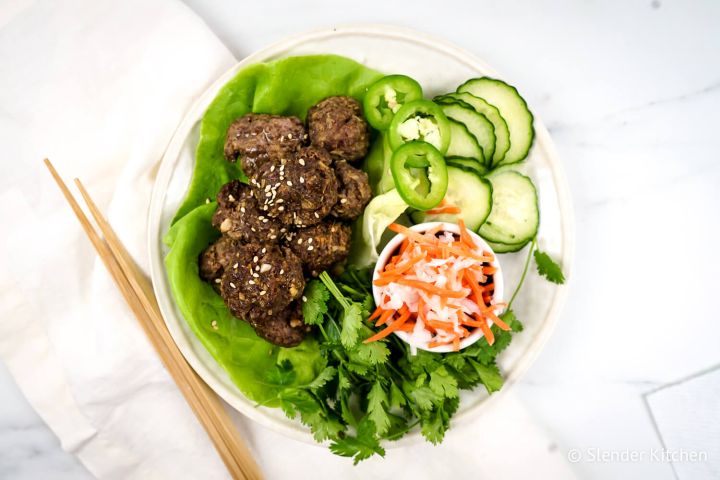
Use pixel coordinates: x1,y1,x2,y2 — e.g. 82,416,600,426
164,55,385,404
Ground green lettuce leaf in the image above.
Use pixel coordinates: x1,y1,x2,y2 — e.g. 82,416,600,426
347,189,409,268
164,203,324,405
173,55,383,223
362,132,395,196
164,55,383,403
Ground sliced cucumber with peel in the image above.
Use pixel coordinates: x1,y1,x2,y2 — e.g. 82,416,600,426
445,157,487,176
478,170,539,245
486,239,530,254
458,78,534,166
438,92,511,167
436,99,495,166
411,166,492,230
446,119,484,163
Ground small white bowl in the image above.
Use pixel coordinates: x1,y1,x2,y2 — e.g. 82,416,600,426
372,222,504,353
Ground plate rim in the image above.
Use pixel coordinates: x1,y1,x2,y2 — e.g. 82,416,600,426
147,23,576,446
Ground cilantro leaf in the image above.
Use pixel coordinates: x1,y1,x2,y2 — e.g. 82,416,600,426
346,361,371,375
278,388,317,418
404,382,443,411
340,303,363,348
264,359,297,387
491,310,522,354
337,365,351,391
330,418,385,464
534,249,566,284
428,366,459,399
352,340,390,365
444,354,466,372
329,437,383,465
279,389,343,441
420,409,445,445
404,349,443,377
302,409,344,442
301,280,329,325
420,397,458,445
339,393,357,428
307,366,337,391
389,381,406,409
469,359,504,394
367,381,391,435
383,412,412,441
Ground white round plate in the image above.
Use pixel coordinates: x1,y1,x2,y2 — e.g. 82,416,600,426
148,25,574,446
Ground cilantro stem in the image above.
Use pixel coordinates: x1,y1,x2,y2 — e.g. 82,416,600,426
317,322,330,342
386,361,409,381
507,237,536,310
320,272,350,309
385,419,420,441
340,284,364,299
349,270,370,294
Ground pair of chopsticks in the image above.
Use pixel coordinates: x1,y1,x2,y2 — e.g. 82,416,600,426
44,159,262,480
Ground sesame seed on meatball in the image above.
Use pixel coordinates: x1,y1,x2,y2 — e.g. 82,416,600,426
287,221,351,277
220,243,304,326
251,150,338,227
211,180,283,244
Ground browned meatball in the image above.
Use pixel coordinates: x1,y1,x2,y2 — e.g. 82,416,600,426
331,160,372,220
287,221,351,277
307,96,370,162
224,113,306,176
253,302,307,347
212,180,284,243
251,151,338,227
198,236,242,284
220,243,304,325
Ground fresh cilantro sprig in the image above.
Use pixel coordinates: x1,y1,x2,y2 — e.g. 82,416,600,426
275,269,523,463
281,229,565,463
533,249,566,284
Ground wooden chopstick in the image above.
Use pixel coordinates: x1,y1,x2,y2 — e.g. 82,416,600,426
72,177,261,477
44,159,262,480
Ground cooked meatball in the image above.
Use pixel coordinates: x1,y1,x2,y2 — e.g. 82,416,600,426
198,236,242,284
212,180,284,243
287,221,351,277
224,113,306,176
253,302,307,347
331,160,372,220
220,243,304,325
307,96,370,162
251,152,338,227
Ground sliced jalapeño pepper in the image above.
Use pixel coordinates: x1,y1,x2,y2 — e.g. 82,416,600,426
364,75,424,130
388,100,451,154
390,141,448,210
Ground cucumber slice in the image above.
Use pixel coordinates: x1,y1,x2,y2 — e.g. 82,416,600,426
439,92,511,167
478,170,539,244
446,119,484,163
486,239,530,254
445,157,487,176
457,78,534,166
411,166,492,230
436,99,495,166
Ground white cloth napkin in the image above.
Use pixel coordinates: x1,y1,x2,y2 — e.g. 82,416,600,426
645,367,720,480
0,1,575,478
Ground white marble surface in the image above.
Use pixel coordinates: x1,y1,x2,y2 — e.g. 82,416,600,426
1,0,719,478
